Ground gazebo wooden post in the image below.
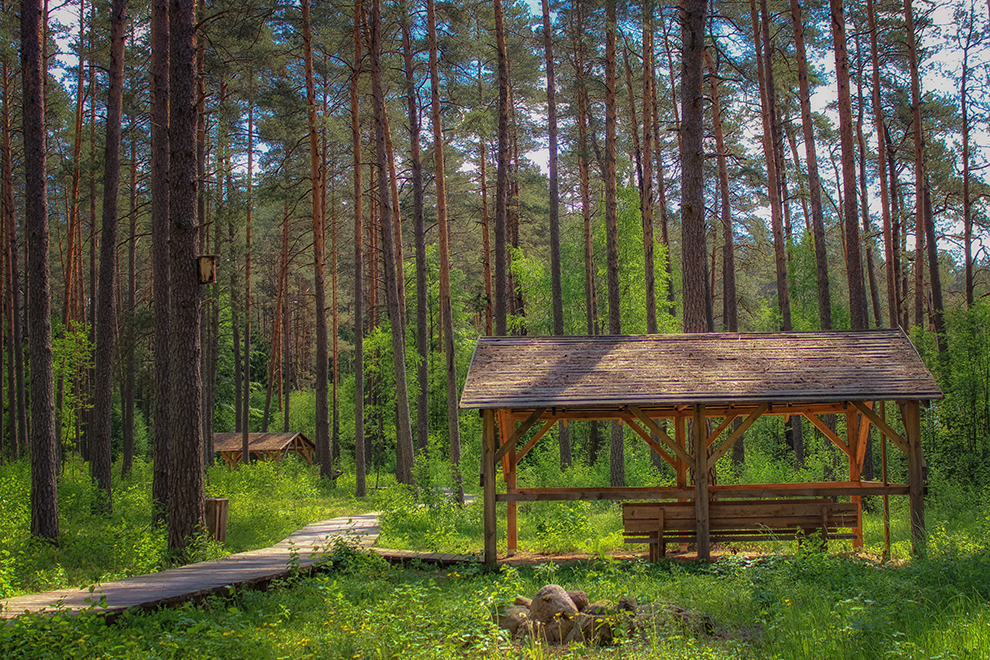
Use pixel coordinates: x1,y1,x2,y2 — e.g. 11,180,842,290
847,406,863,548
483,409,498,567
507,441,518,555
693,404,710,560
676,416,688,552
904,400,926,554
880,401,891,560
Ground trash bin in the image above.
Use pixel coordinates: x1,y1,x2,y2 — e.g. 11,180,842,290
204,497,229,543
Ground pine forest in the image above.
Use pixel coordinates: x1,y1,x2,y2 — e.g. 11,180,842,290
3,0,990,557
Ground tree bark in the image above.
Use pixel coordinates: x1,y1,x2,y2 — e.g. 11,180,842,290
831,0,868,330
604,0,624,487
866,0,897,326
151,0,170,525
541,0,569,468
904,0,925,329
641,7,657,335
427,0,462,497
681,0,710,333
22,0,59,541
494,0,509,337
791,0,832,330
302,0,331,479
351,0,365,497
122,123,137,478
91,0,127,513
707,51,736,333
401,5,429,455
754,0,791,332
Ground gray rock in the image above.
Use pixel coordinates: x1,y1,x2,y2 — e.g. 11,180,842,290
529,584,578,624
498,606,530,636
514,596,532,609
567,590,589,612
617,595,637,613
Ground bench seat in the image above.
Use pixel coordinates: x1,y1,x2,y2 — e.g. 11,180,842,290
622,499,859,560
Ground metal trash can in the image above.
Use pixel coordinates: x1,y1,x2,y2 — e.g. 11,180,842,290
204,497,229,543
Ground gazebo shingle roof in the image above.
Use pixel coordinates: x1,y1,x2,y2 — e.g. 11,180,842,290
212,432,314,453
459,330,942,410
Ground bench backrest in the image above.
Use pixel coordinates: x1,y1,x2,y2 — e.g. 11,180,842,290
623,499,859,534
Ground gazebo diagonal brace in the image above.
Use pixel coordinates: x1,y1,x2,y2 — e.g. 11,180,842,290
623,416,676,467
709,402,768,465
493,407,547,464
805,413,853,458
628,406,695,470
852,401,908,453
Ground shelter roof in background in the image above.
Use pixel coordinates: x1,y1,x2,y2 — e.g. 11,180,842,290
212,432,314,453
458,330,943,410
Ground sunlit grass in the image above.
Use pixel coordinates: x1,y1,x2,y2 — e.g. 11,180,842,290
0,456,375,598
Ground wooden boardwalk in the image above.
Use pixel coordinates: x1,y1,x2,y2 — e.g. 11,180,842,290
1,514,384,620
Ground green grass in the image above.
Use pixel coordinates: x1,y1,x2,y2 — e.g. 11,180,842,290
3,538,989,659
3,452,990,658
0,456,374,598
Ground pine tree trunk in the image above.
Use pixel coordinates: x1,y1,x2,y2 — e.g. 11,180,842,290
754,0,791,332
91,0,127,514
831,0,869,330
166,0,204,553
707,51,737,333
401,6,429,455
904,0,925,330
302,0,332,479
866,0,897,326
351,0,366,497
427,0,461,496
151,0,170,524
681,0,710,333
241,73,254,464
641,8,657,335
22,0,59,541
923,186,948,354
494,0,509,336
122,125,137,478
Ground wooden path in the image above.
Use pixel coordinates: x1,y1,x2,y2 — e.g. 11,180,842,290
1,514,387,620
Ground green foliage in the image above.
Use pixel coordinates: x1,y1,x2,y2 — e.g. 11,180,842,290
5,526,990,658
0,457,373,599
52,323,95,451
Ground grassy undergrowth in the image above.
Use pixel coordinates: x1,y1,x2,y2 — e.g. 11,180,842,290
0,456,373,598
3,537,989,659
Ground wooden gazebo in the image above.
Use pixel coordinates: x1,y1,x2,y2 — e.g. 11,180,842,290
459,330,942,566
213,432,315,470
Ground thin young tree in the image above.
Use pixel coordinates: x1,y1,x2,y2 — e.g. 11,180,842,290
904,0,925,328
494,0,509,336
400,4,429,455
865,0,896,325
790,0,832,330
352,0,366,497
22,0,59,541
370,0,414,485
541,0,570,468
302,0,332,479
427,0,464,498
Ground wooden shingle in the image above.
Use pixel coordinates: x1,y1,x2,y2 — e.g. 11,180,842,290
459,330,942,410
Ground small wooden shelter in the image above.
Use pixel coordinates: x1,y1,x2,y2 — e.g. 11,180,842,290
213,432,315,469
459,330,942,566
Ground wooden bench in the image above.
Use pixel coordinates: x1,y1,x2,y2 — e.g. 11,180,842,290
623,499,859,561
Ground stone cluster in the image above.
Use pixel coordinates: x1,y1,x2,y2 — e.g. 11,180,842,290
497,584,715,646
